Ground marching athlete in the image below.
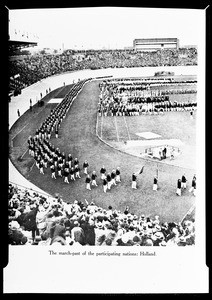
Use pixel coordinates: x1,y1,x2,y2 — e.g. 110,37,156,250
39,160,44,175
111,170,117,186
100,165,106,180
57,163,62,177
50,164,56,179
74,158,79,168
106,173,112,190
83,160,89,175
75,165,81,179
115,167,121,183
63,167,70,184
70,167,75,181
103,178,108,193
91,171,98,187
67,154,72,168
85,175,91,190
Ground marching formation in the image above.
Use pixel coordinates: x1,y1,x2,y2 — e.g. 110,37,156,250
98,79,197,116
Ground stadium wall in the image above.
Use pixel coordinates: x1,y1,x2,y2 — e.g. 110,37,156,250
9,65,198,193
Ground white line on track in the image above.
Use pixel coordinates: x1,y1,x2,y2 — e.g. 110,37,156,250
100,115,103,139
20,148,28,159
96,113,99,136
114,116,120,142
29,161,35,173
123,115,131,140
11,123,28,140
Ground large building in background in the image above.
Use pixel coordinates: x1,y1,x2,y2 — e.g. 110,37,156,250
133,38,179,51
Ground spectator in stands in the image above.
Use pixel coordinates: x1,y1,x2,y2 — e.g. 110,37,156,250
8,183,195,246
9,48,197,92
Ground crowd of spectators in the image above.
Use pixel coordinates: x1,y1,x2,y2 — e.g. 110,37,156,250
9,48,197,92
8,183,195,246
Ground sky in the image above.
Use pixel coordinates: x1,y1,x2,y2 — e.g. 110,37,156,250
9,7,205,50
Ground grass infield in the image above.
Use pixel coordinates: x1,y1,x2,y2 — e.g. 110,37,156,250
9,80,196,223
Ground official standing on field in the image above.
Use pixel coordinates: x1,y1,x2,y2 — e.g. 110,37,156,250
153,176,158,191
132,173,137,189
176,179,181,196
181,174,187,189
115,167,121,183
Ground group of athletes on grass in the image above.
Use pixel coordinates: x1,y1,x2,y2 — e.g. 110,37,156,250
98,79,197,116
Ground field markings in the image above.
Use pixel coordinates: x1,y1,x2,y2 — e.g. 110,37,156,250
100,115,103,139
114,116,120,142
96,113,99,136
29,161,35,173
11,123,28,141
20,148,28,159
123,115,131,140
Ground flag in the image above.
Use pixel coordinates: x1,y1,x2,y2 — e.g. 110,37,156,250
139,166,144,174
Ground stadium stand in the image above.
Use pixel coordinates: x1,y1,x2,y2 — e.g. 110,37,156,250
8,182,195,246
9,48,197,94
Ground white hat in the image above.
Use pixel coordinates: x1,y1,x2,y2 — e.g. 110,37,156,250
10,221,20,230
172,228,179,235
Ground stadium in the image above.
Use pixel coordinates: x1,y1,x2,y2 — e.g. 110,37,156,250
8,14,198,247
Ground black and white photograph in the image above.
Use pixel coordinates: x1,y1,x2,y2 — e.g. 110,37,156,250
5,4,209,294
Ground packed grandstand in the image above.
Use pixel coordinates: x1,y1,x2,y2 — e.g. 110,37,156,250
9,48,197,96
8,182,195,246
9,46,197,246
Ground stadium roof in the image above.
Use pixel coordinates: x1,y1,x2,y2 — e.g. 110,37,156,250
9,40,38,52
